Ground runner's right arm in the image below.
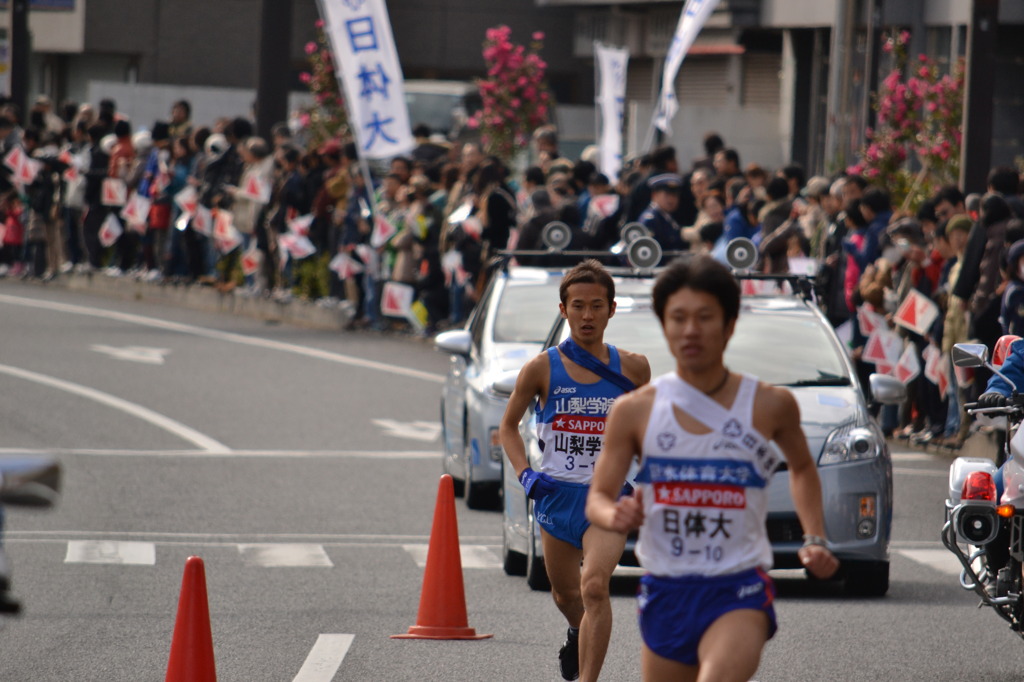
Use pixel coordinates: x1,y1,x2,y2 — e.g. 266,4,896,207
586,388,650,533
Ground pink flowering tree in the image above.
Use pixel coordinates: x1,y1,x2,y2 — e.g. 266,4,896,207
468,26,551,162
297,20,349,150
848,31,965,210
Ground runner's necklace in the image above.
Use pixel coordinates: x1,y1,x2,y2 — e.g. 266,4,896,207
704,367,730,397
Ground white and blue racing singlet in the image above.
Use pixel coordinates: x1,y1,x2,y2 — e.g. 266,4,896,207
634,372,781,577
535,345,624,484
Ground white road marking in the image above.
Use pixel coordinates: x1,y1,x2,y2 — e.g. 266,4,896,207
293,634,354,682
893,468,947,477
238,544,334,567
0,293,444,383
0,364,229,453
90,344,171,365
402,544,502,569
891,453,936,461
0,448,437,459
65,541,156,565
371,419,442,442
897,548,964,576
7,530,500,543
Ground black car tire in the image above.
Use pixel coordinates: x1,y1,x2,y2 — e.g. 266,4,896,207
502,524,527,576
526,508,550,591
842,560,889,597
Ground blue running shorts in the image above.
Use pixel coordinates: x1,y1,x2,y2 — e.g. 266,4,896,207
533,478,591,550
637,568,777,666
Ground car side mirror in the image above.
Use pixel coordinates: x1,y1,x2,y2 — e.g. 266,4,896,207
868,373,907,406
491,370,519,397
434,329,472,356
951,343,989,368
0,455,61,508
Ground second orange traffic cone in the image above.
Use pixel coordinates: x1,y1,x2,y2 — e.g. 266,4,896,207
391,474,492,640
165,556,217,681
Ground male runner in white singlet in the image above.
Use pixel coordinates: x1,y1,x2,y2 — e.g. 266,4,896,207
501,259,650,681
587,255,838,682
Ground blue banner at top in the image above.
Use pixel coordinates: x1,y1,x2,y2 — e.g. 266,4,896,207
0,0,75,9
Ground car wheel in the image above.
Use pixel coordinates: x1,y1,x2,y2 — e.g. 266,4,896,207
842,560,889,597
526,507,550,591
502,522,526,576
465,452,500,511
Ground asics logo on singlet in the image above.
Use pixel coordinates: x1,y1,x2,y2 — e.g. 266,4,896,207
737,582,763,599
722,418,743,438
657,432,676,451
553,386,577,395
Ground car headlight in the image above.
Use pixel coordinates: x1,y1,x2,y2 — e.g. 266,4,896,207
818,422,883,465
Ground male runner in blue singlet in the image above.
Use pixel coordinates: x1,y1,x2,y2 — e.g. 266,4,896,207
500,259,650,681
587,255,838,682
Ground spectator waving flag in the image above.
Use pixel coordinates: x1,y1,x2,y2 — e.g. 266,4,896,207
923,343,951,397
329,252,364,279
893,289,939,336
191,204,213,236
287,214,315,237
3,145,25,173
857,306,888,337
174,186,199,215
120,192,152,232
862,328,903,367
317,0,414,159
241,245,262,276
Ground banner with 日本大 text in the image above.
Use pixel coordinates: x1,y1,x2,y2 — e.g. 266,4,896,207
317,0,414,160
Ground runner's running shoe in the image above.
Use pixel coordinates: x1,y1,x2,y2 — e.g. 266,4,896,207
558,627,580,680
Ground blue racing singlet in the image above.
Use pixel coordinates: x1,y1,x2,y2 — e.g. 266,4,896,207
535,345,624,484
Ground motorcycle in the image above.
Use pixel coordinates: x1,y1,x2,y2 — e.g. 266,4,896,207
0,454,61,616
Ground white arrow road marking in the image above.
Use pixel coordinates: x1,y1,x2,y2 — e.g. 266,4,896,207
372,419,442,442
0,363,230,452
65,541,156,565
90,344,171,364
0,294,444,383
293,634,354,682
238,544,334,567
897,548,965,576
402,544,502,569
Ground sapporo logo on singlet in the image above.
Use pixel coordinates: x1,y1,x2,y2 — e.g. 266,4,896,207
654,482,746,508
549,395,615,462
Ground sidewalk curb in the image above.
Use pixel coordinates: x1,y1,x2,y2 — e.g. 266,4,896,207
49,273,352,331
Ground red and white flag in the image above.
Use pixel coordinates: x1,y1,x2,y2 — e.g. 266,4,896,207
287,214,314,237
240,174,271,203
371,213,398,248
215,227,242,254
3,145,25,173
241,245,262,276
174,186,199,215
857,306,888,336
381,281,415,318
590,193,620,218
355,243,379,275
98,213,123,247
278,233,317,260
893,289,940,336
120,192,152,231
213,209,235,240
191,205,213,236
923,344,951,397
894,344,921,385
16,157,40,187
328,252,364,279
101,177,128,207
862,329,903,366
876,361,894,376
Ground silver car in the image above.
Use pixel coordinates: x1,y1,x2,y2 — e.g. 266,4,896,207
435,266,564,509
500,286,906,595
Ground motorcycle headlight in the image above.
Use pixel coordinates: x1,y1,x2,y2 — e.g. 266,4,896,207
819,423,883,465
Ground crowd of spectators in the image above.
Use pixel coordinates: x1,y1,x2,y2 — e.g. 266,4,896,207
2,95,1023,449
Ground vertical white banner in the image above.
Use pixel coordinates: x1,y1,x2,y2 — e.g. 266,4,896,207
594,42,629,183
317,0,415,159
653,0,721,135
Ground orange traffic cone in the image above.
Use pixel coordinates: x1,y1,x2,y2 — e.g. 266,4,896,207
165,556,217,681
391,475,493,640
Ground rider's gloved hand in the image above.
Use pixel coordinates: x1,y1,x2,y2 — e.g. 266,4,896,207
518,467,559,500
978,391,1009,409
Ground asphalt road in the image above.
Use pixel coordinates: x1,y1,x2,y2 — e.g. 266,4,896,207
1,279,1023,681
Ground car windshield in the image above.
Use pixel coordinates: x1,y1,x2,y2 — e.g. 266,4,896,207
556,304,850,386
493,281,563,344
